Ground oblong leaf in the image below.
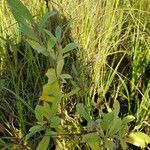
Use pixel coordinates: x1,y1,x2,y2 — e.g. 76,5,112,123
60,74,72,79
125,132,150,148
113,100,120,116
76,103,91,121
82,132,101,144
6,0,34,25
122,115,135,124
63,43,77,53
50,116,60,128
63,87,80,98
44,29,57,49
20,26,38,41
36,133,50,150
27,39,49,56
38,11,56,31
55,26,62,43
79,132,101,150
35,105,44,122
57,59,64,75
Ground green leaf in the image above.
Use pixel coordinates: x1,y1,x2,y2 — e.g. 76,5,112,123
47,80,61,97
27,39,49,56
118,124,129,138
63,87,80,98
87,142,101,150
57,59,64,75
63,43,77,54
107,118,122,137
82,133,101,143
113,100,120,116
63,53,70,59
40,84,55,102
26,125,43,140
87,120,97,132
29,125,42,133
40,81,61,102
49,96,61,118
82,133,101,150
60,74,72,83
20,26,38,41
122,115,135,124
50,116,60,128
0,138,5,145
6,0,34,25
44,29,57,49
46,69,57,84
42,102,51,121
120,139,128,150
72,63,78,76
101,112,114,131
36,129,51,150
38,11,56,32
105,140,115,150
33,101,51,122
125,132,150,148
55,26,62,43
6,0,33,23
76,103,92,122
35,105,44,122
40,72,62,117
60,74,72,79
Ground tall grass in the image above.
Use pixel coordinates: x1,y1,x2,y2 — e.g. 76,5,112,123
0,0,49,137
51,0,150,125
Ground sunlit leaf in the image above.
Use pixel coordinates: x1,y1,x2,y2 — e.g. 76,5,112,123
122,115,135,124
40,82,59,102
40,69,61,103
88,142,101,150
49,96,61,118
46,69,57,84
42,102,51,120
125,132,150,148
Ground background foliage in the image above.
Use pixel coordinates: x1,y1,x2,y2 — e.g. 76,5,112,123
0,0,150,149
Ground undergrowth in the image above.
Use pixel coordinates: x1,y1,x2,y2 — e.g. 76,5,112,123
0,0,150,149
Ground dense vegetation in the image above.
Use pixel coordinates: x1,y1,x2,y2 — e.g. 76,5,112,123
0,0,150,149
